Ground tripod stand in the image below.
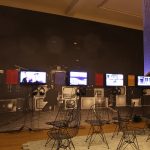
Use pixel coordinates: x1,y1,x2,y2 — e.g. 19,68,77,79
19,86,35,131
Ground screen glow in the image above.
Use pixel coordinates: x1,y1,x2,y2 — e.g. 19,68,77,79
69,71,87,86
20,71,46,85
137,76,150,86
106,73,124,86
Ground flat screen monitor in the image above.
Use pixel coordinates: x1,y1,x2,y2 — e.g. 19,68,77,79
137,76,150,86
106,73,124,86
19,70,47,85
69,71,88,86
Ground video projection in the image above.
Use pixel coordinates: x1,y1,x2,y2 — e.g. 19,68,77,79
69,71,88,86
19,70,47,85
106,73,124,86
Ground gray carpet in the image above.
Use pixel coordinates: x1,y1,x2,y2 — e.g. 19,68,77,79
22,133,150,150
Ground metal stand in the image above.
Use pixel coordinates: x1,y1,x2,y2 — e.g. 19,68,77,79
18,86,34,131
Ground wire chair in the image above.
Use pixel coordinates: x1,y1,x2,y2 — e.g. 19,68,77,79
45,104,67,146
111,103,135,139
116,121,140,150
85,104,110,149
45,105,81,150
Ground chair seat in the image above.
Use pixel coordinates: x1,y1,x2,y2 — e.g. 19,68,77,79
85,119,109,125
112,116,130,122
46,120,68,128
48,129,71,140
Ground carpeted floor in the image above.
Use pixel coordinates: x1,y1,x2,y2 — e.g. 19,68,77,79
22,132,150,150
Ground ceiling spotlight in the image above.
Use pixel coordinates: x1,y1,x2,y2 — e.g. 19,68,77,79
73,42,78,45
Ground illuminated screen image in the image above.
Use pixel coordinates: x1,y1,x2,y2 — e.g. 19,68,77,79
106,73,124,86
69,71,87,86
137,76,150,86
20,71,47,85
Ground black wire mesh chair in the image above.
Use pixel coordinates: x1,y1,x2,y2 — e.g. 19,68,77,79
45,105,81,150
146,121,150,142
85,104,110,149
116,121,140,150
45,104,68,146
111,103,135,139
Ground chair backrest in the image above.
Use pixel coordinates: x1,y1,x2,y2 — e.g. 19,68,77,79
65,107,81,138
86,104,111,123
117,103,135,121
95,105,111,122
50,105,81,138
53,102,81,123
53,104,67,122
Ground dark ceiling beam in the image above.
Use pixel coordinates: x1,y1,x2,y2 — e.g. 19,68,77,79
97,0,109,8
65,0,79,15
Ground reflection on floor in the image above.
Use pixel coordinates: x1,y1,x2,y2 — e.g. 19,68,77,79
0,110,89,132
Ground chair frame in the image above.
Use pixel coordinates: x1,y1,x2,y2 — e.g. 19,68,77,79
111,104,135,139
116,123,140,150
85,105,110,149
45,105,81,150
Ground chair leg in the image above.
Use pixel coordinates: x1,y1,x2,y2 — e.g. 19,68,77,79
86,125,109,149
112,122,122,139
98,129,109,149
52,139,75,150
116,134,126,150
51,140,57,150
87,129,97,149
112,123,119,139
85,125,92,142
116,131,139,150
69,139,75,150
146,133,150,142
45,137,52,147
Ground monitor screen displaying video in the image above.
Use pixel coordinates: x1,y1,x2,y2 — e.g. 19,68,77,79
106,73,124,86
69,71,88,86
137,76,150,86
20,70,47,85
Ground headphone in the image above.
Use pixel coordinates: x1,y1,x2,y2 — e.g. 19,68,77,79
39,86,45,96
32,86,46,96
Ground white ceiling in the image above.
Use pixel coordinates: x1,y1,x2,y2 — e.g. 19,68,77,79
0,0,143,30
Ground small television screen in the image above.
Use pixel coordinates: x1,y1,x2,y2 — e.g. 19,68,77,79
20,70,47,85
137,76,150,86
69,71,88,86
106,73,124,86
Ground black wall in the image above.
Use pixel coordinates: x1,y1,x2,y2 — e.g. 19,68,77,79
0,5,143,73
0,5,144,99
